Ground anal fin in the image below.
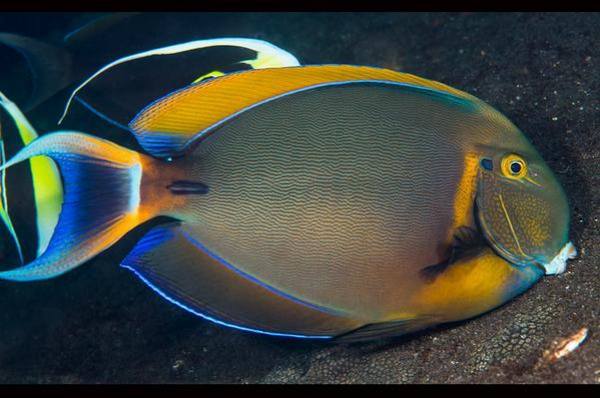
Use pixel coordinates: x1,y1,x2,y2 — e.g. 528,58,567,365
121,222,361,339
334,316,438,343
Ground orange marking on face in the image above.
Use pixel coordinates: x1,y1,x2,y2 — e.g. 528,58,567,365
449,151,479,241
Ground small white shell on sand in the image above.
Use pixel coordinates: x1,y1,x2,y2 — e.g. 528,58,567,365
543,328,589,363
543,241,578,275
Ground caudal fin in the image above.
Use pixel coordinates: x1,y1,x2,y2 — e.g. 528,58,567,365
58,37,300,130
0,132,155,281
0,118,23,264
0,33,72,111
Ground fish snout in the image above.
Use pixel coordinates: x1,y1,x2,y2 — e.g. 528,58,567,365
541,241,577,275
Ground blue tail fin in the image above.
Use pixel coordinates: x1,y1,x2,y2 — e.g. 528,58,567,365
0,132,145,281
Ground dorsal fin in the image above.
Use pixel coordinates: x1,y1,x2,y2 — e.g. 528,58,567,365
128,65,478,158
58,37,300,128
63,12,139,47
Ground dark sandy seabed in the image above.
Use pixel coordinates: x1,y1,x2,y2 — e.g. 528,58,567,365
0,12,597,384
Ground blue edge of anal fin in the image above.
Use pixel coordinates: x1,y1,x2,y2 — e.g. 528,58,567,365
121,224,332,340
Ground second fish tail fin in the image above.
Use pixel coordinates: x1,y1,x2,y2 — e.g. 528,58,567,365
0,131,168,281
0,33,73,111
0,117,24,264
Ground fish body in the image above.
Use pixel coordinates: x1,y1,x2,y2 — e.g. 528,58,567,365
161,81,517,318
0,50,575,340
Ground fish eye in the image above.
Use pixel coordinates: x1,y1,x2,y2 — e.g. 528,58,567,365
501,154,527,179
510,161,522,174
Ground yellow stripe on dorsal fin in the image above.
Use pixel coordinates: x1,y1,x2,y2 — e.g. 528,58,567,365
129,65,478,158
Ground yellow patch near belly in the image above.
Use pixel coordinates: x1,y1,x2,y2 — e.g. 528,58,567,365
406,247,516,322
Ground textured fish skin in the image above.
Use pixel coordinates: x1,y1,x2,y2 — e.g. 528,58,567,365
155,81,545,329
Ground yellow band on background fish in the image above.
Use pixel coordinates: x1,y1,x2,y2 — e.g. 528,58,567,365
0,91,63,257
192,70,226,84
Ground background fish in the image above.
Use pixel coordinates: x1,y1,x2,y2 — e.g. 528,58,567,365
0,35,298,265
0,13,298,115
0,91,62,262
0,45,576,341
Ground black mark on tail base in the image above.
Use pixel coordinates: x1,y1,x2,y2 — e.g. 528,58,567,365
167,180,209,195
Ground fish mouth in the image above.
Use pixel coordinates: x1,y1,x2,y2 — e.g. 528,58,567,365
495,194,577,275
541,242,578,275
476,196,577,274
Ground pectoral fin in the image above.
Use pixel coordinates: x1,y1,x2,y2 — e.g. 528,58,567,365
420,226,486,283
